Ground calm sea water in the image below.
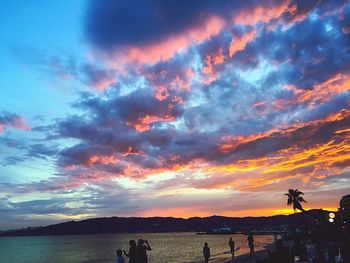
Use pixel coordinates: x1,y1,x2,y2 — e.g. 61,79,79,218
0,233,273,263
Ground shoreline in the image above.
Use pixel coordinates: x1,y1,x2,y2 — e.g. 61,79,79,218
208,243,274,263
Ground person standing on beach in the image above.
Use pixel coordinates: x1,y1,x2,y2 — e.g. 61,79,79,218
123,240,138,263
137,239,151,263
203,242,210,263
248,234,255,257
116,249,125,263
229,237,235,260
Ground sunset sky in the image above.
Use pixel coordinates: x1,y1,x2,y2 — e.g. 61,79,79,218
1,0,350,230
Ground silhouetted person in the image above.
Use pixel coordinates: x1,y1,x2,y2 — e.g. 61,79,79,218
116,249,125,263
271,239,290,263
203,242,210,263
248,234,255,257
292,238,307,261
123,240,138,263
229,237,235,260
137,239,151,263
306,239,319,263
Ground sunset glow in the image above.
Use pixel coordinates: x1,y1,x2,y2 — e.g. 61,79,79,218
1,0,350,230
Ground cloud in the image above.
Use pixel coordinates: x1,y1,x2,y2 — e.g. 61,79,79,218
85,0,232,48
84,0,297,65
80,63,117,91
0,112,30,133
36,1,350,191
10,46,78,81
3,0,350,226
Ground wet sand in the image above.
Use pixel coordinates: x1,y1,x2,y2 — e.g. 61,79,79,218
210,243,273,263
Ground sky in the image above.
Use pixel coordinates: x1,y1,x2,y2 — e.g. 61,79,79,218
0,0,350,230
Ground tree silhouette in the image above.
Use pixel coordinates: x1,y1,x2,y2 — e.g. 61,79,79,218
285,189,307,212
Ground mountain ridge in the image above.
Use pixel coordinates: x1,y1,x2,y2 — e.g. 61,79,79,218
0,209,328,236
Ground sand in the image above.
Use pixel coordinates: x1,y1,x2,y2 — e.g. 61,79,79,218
209,243,273,263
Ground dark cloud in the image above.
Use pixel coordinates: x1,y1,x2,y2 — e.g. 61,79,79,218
27,144,59,159
79,63,117,90
84,0,298,53
0,112,29,132
53,77,350,179
223,111,350,162
85,0,234,49
234,7,350,89
0,137,20,148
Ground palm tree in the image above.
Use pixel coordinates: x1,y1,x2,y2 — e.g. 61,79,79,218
285,189,307,212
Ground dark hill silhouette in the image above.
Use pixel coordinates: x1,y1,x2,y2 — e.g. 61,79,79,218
0,209,328,236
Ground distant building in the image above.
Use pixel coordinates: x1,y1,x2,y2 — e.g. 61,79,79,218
340,194,350,227
211,227,233,233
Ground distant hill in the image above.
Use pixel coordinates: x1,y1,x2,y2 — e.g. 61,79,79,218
0,209,329,236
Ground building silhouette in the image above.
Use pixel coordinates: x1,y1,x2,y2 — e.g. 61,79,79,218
340,194,350,228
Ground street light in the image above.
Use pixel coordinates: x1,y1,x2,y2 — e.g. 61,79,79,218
328,212,336,223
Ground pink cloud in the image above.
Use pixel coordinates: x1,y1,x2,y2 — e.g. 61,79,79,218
93,76,117,92
273,74,350,111
103,16,226,66
0,114,30,133
229,29,257,57
233,0,293,26
202,48,225,84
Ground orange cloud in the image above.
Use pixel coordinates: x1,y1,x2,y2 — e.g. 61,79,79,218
111,108,350,189
276,74,350,110
202,48,225,84
229,29,257,57
154,85,170,101
126,114,176,132
87,155,120,166
115,109,350,189
203,48,225,75
233,1,293,26
209,110,350,190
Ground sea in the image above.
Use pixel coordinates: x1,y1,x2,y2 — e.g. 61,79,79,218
0,232,273,263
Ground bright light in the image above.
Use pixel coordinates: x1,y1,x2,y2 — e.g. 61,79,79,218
329,212,335,219
329,218,334,223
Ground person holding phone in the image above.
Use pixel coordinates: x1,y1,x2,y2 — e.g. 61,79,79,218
123,240,138,263
137,239,152,263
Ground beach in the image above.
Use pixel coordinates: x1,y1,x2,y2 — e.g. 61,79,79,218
207,242,274,263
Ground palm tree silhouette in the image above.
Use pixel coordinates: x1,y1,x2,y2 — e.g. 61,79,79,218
285,189,307,212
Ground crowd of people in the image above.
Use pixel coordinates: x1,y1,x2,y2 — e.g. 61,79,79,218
116,239,151,263
201,226,349,263
114,224,349,263
266,224,350,263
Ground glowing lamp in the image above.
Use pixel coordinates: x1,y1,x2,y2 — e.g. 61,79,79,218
329,212,335,219
329,218,334,223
